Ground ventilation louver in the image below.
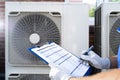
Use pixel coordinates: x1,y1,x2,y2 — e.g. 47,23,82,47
9,74,50,80
8,13,61,65
110,17,120,55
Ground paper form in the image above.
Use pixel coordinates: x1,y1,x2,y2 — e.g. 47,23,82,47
29,42,90,77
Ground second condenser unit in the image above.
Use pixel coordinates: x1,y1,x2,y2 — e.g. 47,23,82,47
95,2,120,57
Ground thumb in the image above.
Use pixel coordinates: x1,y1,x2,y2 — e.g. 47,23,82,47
81,50,87,55
49,63,53,68
49,64,60,79
49,63,57,68
78,50,87,58
80,55,91,61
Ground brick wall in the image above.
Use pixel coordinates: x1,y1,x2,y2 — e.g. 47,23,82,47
0,2,5,73
6,0,64,1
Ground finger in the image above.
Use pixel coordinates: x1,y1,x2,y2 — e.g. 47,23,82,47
84,60,89,66
81,50,87,55
48,64,52,68
80,55,91,61
49,63,57,68
49,67,60,78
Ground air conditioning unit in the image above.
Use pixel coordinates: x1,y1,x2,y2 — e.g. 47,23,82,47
5,2,89,80
95,2,120,58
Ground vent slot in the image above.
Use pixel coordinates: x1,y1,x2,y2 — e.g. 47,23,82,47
9,12,20,16
49,12,61,16
9,74,20,78
8,74,50,80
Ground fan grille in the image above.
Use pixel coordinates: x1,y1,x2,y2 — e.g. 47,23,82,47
8,13,61,65
9,74,50,80
110,17,120,55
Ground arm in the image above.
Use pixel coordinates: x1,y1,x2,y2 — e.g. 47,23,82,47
49,51,118,80
109,56,117,68
70,69,120,80
49,66,120,80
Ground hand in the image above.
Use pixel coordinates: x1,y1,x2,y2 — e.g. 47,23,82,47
80,50,110,69
49,64,71,80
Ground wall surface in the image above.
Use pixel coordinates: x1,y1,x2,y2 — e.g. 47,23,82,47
6,0,64,1
0,1,5,73
0,1,5,80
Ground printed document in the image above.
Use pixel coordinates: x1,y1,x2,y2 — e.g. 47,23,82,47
29,42,90,77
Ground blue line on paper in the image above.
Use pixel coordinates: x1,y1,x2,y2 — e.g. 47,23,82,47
46,49,63,58
53,53,69,63
40,46,57,54
58,55,72,65
37,44,55,51
70,63,81,75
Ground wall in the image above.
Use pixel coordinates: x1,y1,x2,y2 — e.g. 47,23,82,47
0,1,5,80
6,0,64,1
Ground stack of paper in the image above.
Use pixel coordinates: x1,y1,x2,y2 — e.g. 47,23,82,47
29,42,91,77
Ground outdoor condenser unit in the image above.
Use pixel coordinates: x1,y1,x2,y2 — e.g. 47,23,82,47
95,2,120,58
5,2,89,80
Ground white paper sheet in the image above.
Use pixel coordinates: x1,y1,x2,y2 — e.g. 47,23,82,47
29,42,90,77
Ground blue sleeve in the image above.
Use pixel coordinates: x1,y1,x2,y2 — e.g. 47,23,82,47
117,45,120,68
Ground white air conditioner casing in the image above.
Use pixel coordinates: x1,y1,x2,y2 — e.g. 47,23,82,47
95,2,120,58
5,2,89,80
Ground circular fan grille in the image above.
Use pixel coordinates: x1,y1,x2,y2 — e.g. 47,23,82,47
12,14,60,60
110,17,120,55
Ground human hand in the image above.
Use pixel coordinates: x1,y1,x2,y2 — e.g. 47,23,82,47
80,50,110,69
49,64,71,80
